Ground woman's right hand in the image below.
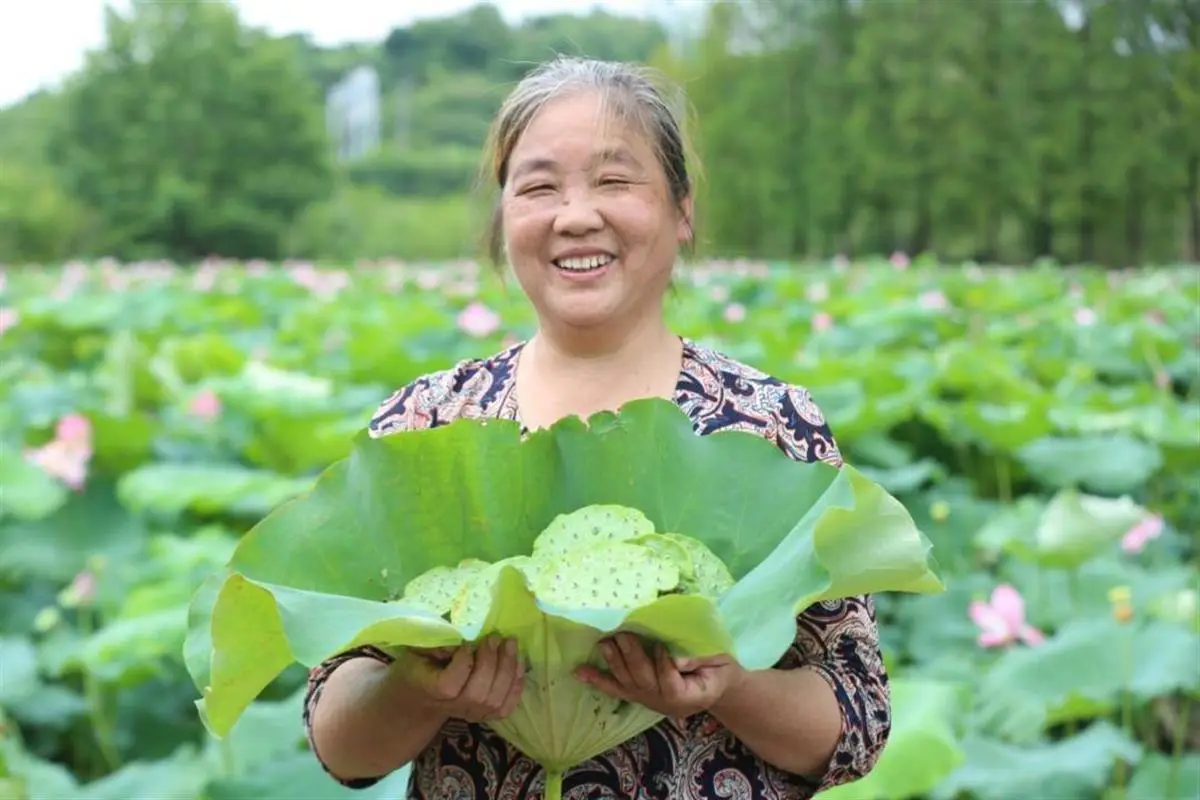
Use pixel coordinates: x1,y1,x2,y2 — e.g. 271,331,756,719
394,635,526,723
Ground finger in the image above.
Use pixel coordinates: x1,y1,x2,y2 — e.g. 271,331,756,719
463,633,501,705
600,640,635,688
485,639,520,713
616,634,659,692
432,645,475,700
674,654,733,673
654,643,689,702
425,646,458,662
580,667,631,701
496,658,527,718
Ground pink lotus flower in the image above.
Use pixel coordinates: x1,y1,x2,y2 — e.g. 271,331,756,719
723,303,746,323
812,311,833,333
1074,307,1096,326
1121,514,1164,554
709,285,731,303
890,252,910,271
25,413,94,491
806,282,829,303
919,290,949,310
457,302,501,338
189,389,221,421
0,307,18,336
969,584,1045,648
59,569,96,608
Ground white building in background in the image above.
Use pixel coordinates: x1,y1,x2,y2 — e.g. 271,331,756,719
325,65,381,162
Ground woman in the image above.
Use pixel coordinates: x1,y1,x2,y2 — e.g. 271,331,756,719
304,56,889,800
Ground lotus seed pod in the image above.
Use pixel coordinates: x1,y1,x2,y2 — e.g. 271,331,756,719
661,533,735,597
533,505,656,558
449,556,536,630
628,533,696,581
533,542,680,609
400,559,490,616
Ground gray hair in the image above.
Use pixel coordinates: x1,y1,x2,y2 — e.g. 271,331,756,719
480,56,697,268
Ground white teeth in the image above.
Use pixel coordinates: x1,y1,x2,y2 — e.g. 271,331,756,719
555,254,614,271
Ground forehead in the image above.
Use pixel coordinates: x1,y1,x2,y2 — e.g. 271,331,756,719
507,92,655,177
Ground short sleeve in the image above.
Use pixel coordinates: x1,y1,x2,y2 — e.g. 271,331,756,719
768,383,891,794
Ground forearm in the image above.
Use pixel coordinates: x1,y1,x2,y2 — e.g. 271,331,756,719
709,666,842,778
309,657,446,780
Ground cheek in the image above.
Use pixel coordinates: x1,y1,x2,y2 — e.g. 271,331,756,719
501,201,550,257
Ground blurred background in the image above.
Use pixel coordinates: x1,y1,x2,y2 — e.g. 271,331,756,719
0,1,1197,799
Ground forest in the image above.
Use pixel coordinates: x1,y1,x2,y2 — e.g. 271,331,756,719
0,0,1195,267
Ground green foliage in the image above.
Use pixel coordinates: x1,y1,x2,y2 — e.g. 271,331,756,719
42,0,335,262
666,0,1199,266
0,162,97,265
282,186,480,262
3,1,1191,265
0,255,1195,799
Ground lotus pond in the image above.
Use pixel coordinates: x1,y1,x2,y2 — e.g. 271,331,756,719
0,255,1197,800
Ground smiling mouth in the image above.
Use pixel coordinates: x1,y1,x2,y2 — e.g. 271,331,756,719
553,254,615,273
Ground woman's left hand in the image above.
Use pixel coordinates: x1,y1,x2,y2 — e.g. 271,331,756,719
574,632,746,720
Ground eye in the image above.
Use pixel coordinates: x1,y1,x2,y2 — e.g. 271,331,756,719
599,176,631,188
517,183,554,196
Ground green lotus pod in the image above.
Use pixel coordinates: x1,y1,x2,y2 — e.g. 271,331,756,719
531,540,681,609
399,559,491,616
628,532,697,582
532,504,656,558
661,533,736,598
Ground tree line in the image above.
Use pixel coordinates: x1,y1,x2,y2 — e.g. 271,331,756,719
0,0,1194,267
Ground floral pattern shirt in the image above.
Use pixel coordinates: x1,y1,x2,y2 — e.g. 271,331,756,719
303,337,890,800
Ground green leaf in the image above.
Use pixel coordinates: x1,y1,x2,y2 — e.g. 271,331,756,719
814,680,966,799
117,463,312,517
0,446,68,522
1126,753,1200,800
1017,435,1163,495
189,398,943,786
973,617,1200,743
1027,489,1151,569
0,637,39,704
934,722,1143,800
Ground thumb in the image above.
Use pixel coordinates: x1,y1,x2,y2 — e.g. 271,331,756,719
435,644,475,699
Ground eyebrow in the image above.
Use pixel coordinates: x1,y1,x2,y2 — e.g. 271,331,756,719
509,146,643,181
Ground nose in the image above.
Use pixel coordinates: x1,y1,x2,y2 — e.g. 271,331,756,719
552,187,603,237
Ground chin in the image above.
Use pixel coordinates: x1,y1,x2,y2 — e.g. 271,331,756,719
539,302,621,331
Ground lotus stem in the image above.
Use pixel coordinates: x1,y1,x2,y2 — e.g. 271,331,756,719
994,455,1012,504
544,769,564,800
79,607,121,773
1168,694,1191,799
1113,623,1135,790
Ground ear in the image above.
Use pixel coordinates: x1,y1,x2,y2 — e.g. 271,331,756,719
675,194,694,245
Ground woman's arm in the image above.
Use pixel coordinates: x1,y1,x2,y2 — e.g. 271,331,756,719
304,648,447,786
710,595,891,790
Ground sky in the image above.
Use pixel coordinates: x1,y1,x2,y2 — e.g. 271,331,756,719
0,0,664,108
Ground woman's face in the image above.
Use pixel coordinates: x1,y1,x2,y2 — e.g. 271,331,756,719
500,90,691,336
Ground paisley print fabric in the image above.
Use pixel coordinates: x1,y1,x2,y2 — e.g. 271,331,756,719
303,337,890,799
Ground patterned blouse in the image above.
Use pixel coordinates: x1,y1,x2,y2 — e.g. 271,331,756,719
303,337,890,800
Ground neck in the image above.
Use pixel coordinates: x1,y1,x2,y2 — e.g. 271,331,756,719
528,313,677,374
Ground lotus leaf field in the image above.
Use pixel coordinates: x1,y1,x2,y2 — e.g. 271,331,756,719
0,255,1197,800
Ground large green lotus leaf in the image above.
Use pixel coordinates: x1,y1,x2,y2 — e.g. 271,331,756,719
186,398,943,794
997,488,1153,570
932,721,1143,800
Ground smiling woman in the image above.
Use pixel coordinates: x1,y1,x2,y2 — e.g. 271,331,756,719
302,56,891,799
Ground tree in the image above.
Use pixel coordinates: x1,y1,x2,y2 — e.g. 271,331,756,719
46,0,334,261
